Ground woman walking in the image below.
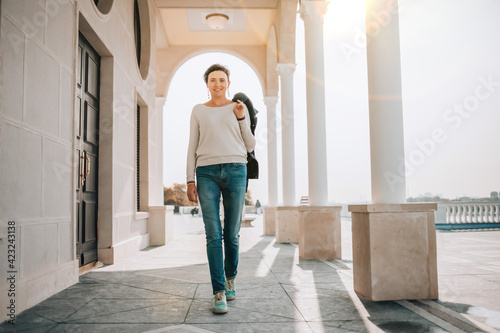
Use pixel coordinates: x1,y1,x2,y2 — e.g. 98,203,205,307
186,64,256,314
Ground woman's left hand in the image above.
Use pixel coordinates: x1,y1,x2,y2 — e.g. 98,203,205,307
233,100,245,119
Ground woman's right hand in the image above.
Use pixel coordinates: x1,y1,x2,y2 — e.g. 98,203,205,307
187,183,198,203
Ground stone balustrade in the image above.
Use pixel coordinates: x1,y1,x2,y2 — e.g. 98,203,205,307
445,203,500,223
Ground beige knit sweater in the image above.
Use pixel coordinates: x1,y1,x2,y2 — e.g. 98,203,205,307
186,103,256,183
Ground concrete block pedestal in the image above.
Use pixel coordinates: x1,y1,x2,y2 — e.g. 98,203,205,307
298,206,342,259
276,206,300,243
263,206,277,235
148,205,175,245
348,203,438,301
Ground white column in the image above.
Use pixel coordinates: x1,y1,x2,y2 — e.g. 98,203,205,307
300,0,329,206
148,97,172,245
151,97,166,206
365,0,407,203
277,63,296,206
264,96,279,207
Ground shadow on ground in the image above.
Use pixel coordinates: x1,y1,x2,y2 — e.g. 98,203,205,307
1,216,498,332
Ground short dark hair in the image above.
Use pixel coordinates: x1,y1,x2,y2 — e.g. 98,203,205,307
203,64,230,83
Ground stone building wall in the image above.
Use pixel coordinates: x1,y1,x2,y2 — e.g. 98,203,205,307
0,0,161,317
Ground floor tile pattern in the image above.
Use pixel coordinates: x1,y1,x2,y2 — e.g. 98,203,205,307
2,215,499,332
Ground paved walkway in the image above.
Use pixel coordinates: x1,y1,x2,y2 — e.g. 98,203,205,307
2,215,500,332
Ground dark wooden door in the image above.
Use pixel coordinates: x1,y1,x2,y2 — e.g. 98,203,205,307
76,33,100,267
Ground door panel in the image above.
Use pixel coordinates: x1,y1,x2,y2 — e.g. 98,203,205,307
76,97,82,139
76,201,81,244
83,200,97,245
77,44,83,87
84,152,98,193
76,33,100,267
84,102,99,146
86,54,99,100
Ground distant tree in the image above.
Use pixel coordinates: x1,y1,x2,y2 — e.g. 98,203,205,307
407,195,442,203
164,183,195,207
245,190,254,206
164,184,253,207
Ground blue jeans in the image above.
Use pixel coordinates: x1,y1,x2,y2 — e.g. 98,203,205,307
196,163,247,294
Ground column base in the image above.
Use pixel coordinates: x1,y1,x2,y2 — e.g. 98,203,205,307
348,203,438,301
99,233,150,264
276,206,300,243
148,205,175,245
298,206,342,259
263,206,277,236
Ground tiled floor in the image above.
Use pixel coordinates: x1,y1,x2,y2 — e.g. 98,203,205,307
2,214,500,332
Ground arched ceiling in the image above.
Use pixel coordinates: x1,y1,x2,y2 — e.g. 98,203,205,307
156,0,278,47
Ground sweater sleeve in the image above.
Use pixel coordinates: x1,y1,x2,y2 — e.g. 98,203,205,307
186,108,199,183
238,106,256,153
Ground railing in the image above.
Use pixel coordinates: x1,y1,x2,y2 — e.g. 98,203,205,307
434,202,500,229
445,204,500,223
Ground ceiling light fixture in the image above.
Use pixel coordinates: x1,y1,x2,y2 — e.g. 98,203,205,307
206,13,229,30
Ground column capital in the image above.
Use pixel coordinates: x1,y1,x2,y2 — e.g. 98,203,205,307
299,0,329,22
156,96,166,106
276,63,296,77
263,96,279,108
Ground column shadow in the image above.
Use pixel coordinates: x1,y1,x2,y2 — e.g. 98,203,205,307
2,215,497,333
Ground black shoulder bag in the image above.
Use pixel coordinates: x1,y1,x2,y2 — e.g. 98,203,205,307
232,92,259,179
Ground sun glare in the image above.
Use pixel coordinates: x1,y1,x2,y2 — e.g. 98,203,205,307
324,0,365,38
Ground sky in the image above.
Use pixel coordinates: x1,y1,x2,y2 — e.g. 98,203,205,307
163,0,500,205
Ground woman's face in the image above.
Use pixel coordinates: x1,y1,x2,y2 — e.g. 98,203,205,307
206,70,230,98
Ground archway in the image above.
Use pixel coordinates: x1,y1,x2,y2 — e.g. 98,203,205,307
162,52,269,207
